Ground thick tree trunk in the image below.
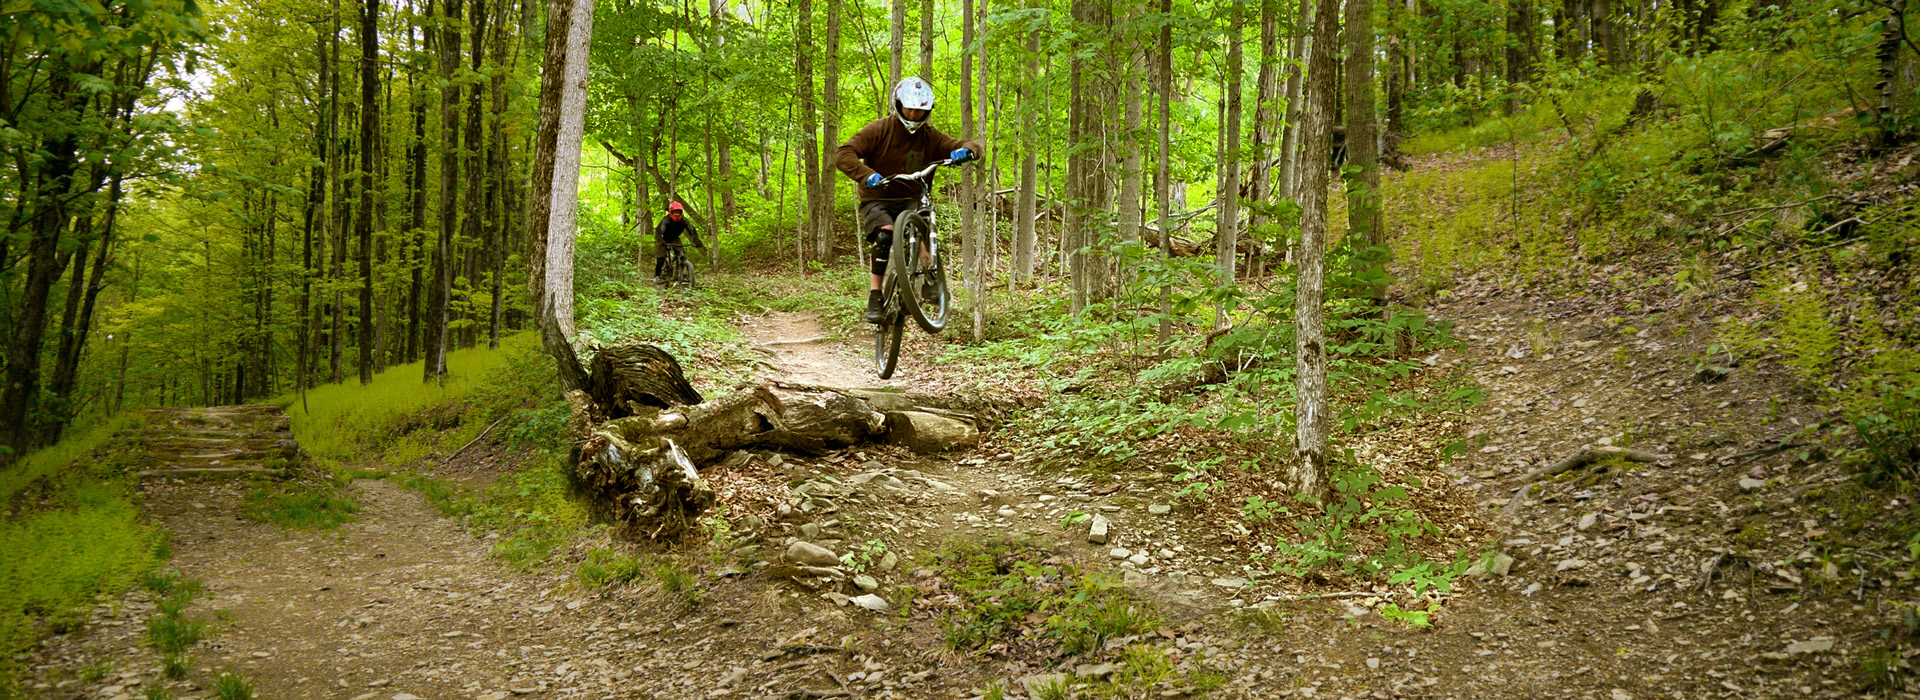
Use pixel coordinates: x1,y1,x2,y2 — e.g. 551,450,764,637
1345,0,1383,284
919,0,933,78
890,0,905,88
358,0,382,384
1216,0,1244,331
0,69,84,460
1878,0,1908,148
1291,0,1342,501
527,0,595,391
425,0,464,381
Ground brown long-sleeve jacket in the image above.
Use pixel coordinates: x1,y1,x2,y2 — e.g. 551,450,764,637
834,116,984,202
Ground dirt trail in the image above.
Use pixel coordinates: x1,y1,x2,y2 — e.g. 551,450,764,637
19,301,1908,699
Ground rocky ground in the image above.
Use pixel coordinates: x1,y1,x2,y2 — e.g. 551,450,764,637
14,279,1916,699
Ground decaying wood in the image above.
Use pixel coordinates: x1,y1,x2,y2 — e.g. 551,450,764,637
569,342,1013,541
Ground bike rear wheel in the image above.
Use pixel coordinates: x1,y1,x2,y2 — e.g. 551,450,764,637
873,307,903,379
893,212,949,334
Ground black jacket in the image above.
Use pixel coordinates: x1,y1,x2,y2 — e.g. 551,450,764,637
655,214,703,247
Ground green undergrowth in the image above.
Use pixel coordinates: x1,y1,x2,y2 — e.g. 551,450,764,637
140,570,206,682
240,481,359,529
923,538,1158,655
0,421,164,695
930,538,1230,697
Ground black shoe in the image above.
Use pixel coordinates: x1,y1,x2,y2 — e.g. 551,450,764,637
864,291,884,324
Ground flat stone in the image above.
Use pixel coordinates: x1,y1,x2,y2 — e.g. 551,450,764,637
1738,478,1766,491
785,541,842,568
1127,552,1149,566
1211,577,1248,588
1487,553,1514,576
1786,637,1835,654
850,594,889,611
800,523,822,539
1109,547,1132,560
885,411,980,453
1577,513,1598,530
853,575,879,592
1074,663,1117,678
824,592,851,606
1556,559,1588,571
392,694,421,700
876,551,898,572
1147,504,1172,515
1087,514,1111,544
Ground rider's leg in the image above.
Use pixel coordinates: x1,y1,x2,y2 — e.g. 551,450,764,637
864,225,893,323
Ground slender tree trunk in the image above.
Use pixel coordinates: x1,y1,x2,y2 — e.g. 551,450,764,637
527,0,594,391
405,46,427,363
1216,0,1244,330
1277,0,1313,205
1155,0,1173,347
1013,30,1039,286
1385,0,1406,149
425,0,465,381
823,0,841,259
1292,0,1341,500
456,0,491,352
962,0,978,338
797,0,823,261
1119,55,1143,290
1246,0,1280,239
712,0,735,262
0,71,83,459
329,10,347,385
357,0,382,384
1346,0,1382,268
1592,0,1612,65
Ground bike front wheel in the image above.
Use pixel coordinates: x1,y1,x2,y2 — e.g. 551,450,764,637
675,254,697,288
893,212,949,334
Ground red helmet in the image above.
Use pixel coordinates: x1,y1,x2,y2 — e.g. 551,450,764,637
668,202,684,212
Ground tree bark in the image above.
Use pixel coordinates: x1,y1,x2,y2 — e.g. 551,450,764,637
1013,30,1040,286
1216,0,1245,330
1291,0,1341,500
0,69,84,460
358,0,382,384
823,0,841,261
919,0,934,78
425,0,464,381
1345,0,1383,282
890,0,905,89
1276,0,1313,205
526,0,595,391
1246,0,1281,241
796,0,823,261
1878,0,1908,148
1155,0,1174,348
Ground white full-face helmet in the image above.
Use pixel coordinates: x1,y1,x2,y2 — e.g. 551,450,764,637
892,77,936,133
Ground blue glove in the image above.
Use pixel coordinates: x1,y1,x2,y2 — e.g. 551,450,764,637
864,172,885,189
950,147,973,164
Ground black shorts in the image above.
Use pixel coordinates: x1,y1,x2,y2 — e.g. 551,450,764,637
859,199,914,240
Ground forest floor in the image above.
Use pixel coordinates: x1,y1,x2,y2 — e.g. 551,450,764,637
15,267,1918,699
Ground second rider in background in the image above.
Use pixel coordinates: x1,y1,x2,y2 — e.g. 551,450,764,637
651,201,705,284
834,77,983,324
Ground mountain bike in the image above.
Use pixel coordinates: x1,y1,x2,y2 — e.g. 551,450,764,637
872,158,958,379
660,243,698,289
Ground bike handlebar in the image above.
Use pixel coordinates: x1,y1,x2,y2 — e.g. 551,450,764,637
878,158,960,187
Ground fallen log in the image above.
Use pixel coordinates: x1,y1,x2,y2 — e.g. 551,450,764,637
1499,445,1672,523
568,342,1010,541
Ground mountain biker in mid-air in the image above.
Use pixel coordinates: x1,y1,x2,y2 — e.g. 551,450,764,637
651,201,705,284
834,76,983,324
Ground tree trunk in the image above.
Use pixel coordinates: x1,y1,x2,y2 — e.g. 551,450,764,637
425,0,464,381
1292,0,1341,500
0,70,84,460
526,0,595,391
358,0,382,384
891,0,906,89
1155,0,1174,348
1878,0,1908,148
919,0,933,78
405,50,427,364
1014,31,1040,286
1246,0,1281,240
1216,0,1244,331
1277,0,1313,205
1592,0,1612,65
796,0,823,262
962,0,979,339
1345,0,1383,284
823,0,841,260
1385,0,1406,151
